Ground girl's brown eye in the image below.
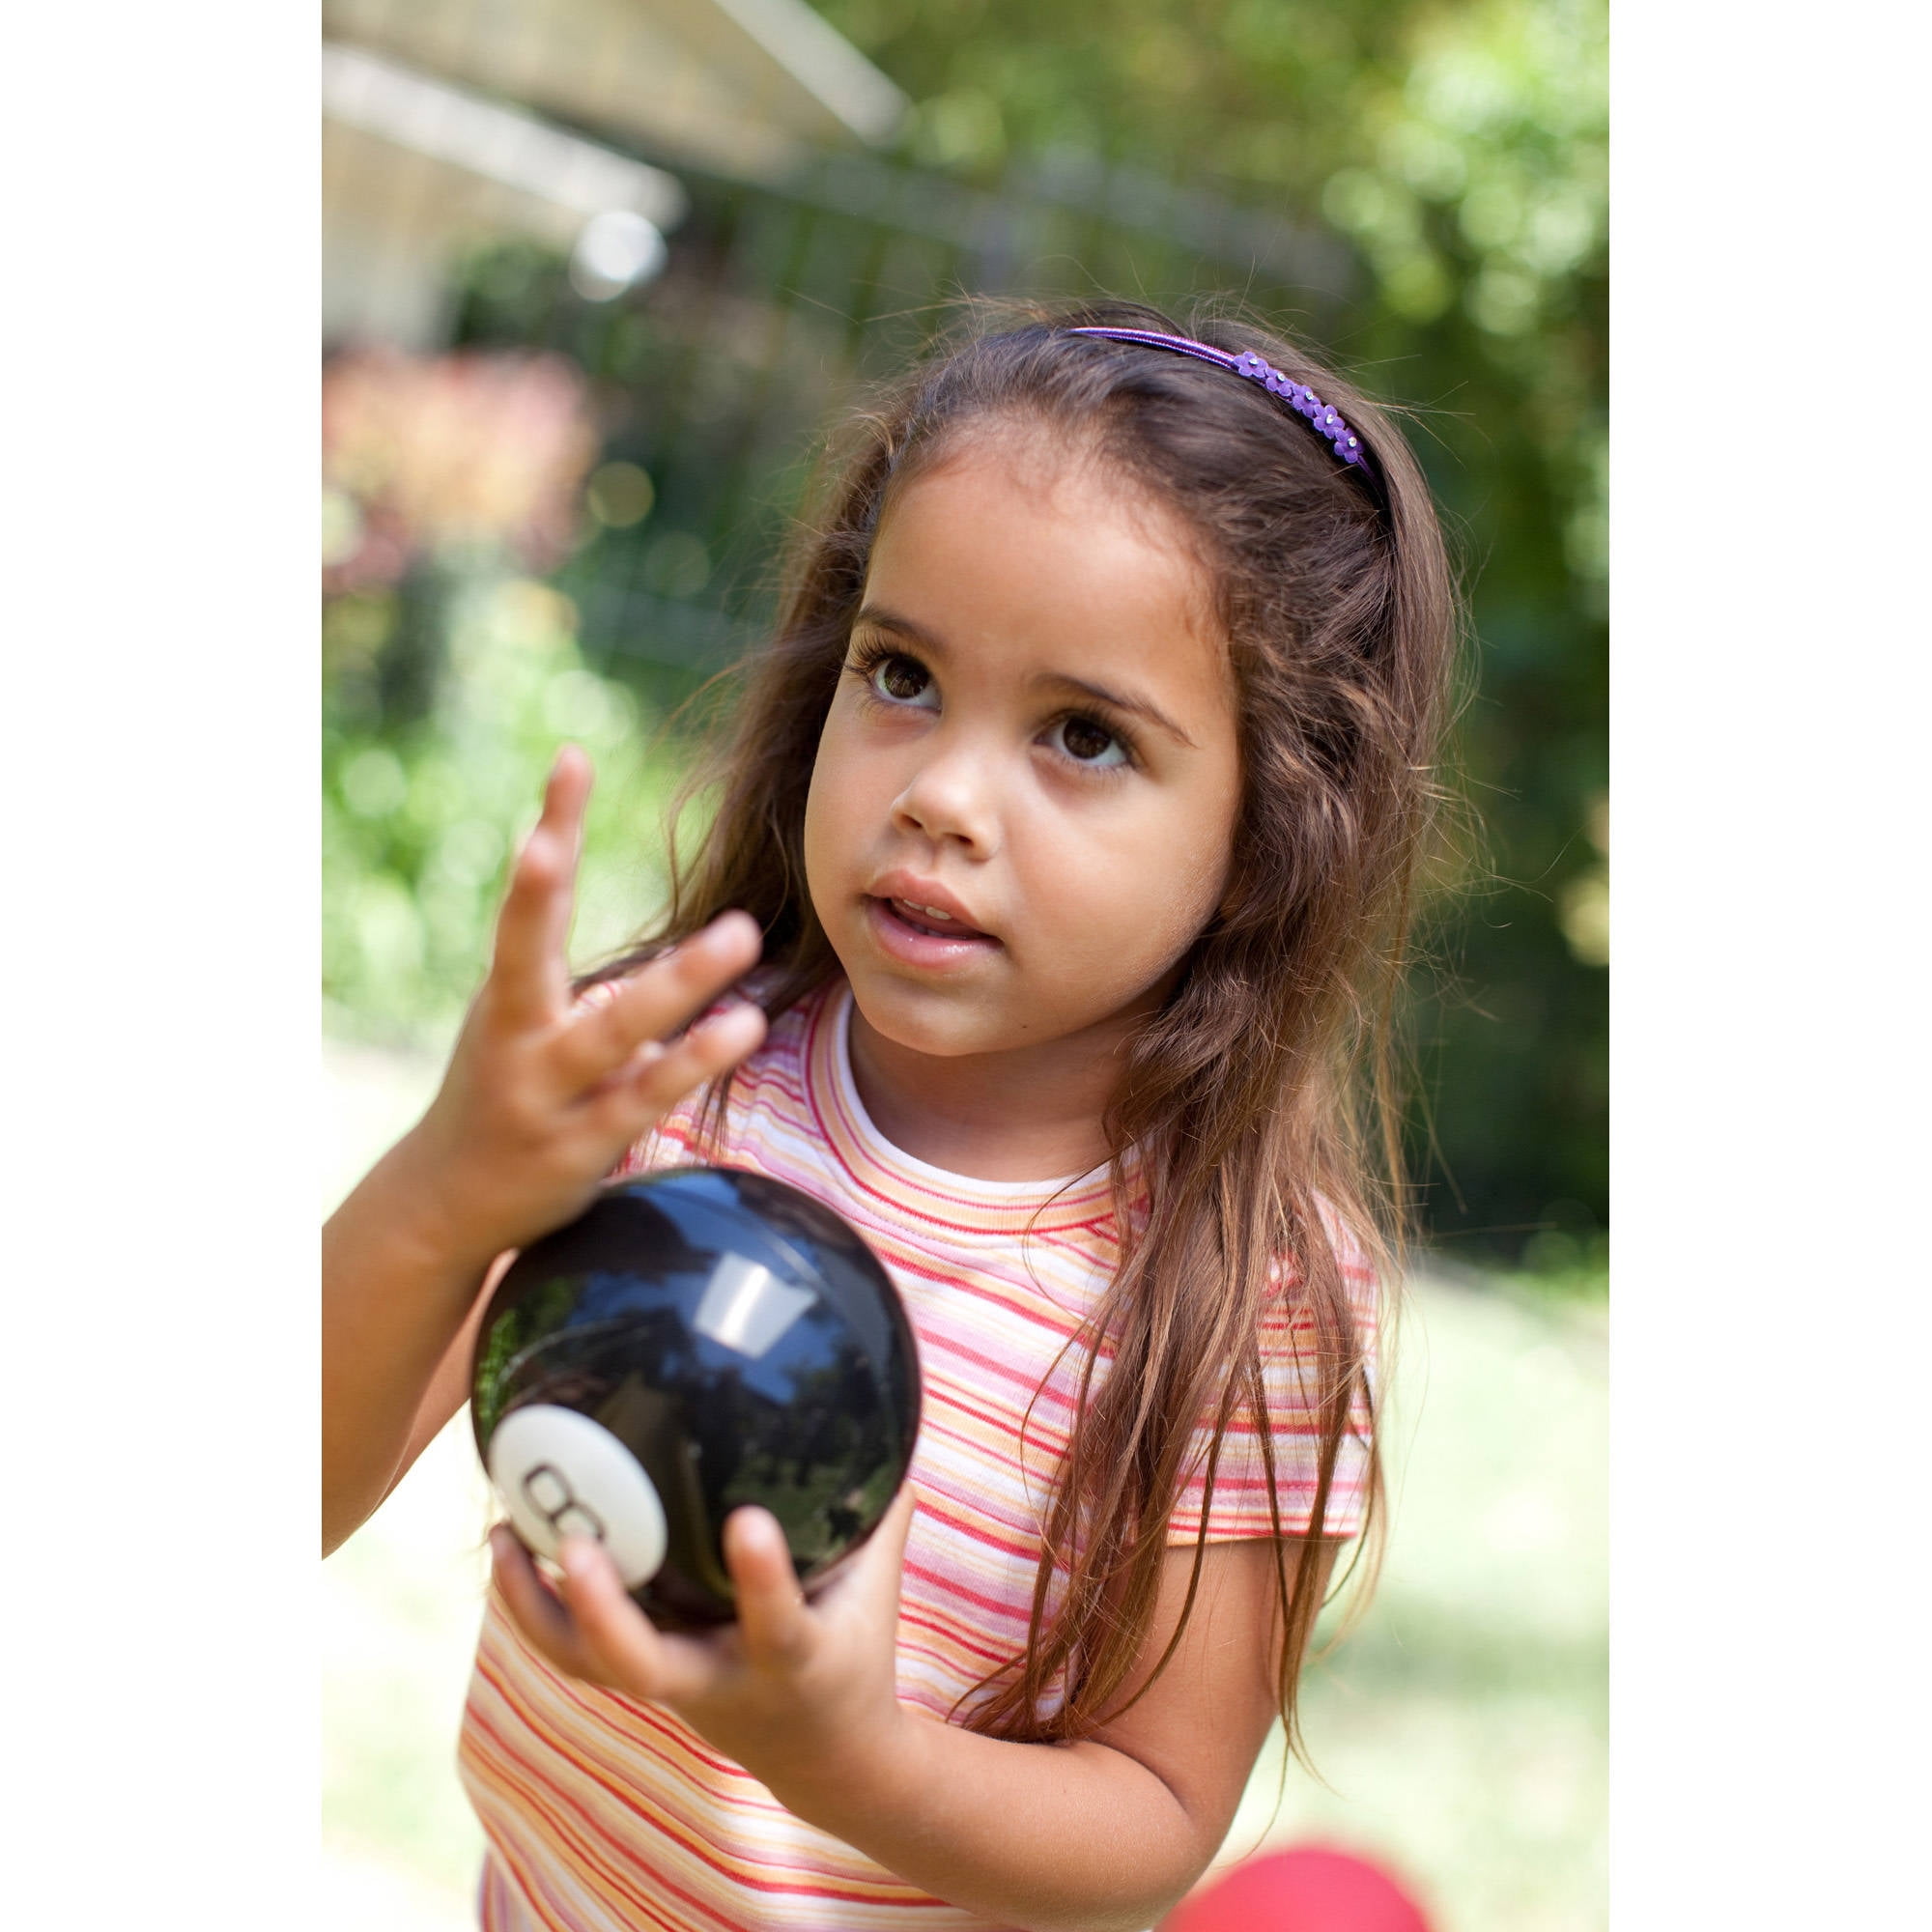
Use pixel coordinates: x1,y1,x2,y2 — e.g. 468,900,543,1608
1058,716,1122,764
875,655,929,702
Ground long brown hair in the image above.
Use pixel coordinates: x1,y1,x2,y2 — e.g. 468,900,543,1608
588,298,1462,1765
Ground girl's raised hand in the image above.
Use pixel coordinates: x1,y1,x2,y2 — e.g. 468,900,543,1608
402,746,768,1272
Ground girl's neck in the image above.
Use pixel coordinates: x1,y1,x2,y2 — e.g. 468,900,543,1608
844,999,1125,1183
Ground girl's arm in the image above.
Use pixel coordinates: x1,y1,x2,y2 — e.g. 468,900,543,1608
321,1147,502,1554
494,1496,1335,1932
822,1534,1332,1932
323,749,767,1555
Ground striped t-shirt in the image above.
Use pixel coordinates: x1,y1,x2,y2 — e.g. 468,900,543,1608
459,978,1376,1931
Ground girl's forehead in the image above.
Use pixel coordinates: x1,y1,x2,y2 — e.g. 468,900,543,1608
893,422,1179,539
869,435,1221,632
863,438,1234,706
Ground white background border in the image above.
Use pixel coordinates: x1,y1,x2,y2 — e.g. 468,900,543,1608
1611,0,1928,1918
5,1,1927,1921
3,6,318,1921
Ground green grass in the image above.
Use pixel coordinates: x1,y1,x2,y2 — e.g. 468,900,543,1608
324,1039,1605,1929
1219,1277,1607,1931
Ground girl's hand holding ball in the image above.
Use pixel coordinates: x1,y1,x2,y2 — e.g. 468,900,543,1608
490,1485,922,1809
398,745,769,1273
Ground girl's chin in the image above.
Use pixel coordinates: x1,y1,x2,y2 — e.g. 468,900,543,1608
845,976,1023,1061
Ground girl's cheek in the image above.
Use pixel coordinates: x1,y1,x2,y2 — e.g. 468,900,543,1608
800,741,842,908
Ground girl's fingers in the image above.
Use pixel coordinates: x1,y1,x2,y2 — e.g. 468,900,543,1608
554,1537,716,1708
723,1508,815,1670
869,1482,919,1573
490,1525,606,1683
554,912,764,1093
488,750,593,1028
580,1001,767,1146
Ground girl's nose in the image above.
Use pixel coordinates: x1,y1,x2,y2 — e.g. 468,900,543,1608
889,739,1000,853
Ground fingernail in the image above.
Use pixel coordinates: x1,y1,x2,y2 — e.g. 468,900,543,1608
732,1508,782,1558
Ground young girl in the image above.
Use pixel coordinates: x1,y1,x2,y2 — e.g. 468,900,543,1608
323,299,1459,1932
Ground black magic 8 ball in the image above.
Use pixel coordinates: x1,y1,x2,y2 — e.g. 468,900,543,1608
471,1167,923,1630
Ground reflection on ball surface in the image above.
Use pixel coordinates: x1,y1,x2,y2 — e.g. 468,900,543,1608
472,1167,923,1629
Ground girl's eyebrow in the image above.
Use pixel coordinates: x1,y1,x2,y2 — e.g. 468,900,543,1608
853,605,1197,749
1031,671,1196,749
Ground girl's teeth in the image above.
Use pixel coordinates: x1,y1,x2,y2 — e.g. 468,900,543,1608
893,898,972,935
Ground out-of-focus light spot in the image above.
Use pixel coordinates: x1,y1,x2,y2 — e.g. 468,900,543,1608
586,462,655,528
542,667,637,742
354,875,426,982
1321,167,1399,242
323,487,364,568
434,818,504,890
1584,792,1609,857
1382,251,1452,325
1520,191,1597,277
1459,177,1525,253
909,88,1006,172
1467,264,1539,336
1558,866,1608,967
569,211,668,301
1410,46,1512,136
1382,122,1467,202
640,530,712,599
485,578,579,646
341,746,409,819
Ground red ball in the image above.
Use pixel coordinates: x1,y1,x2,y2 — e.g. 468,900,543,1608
1160,1845,1433,1932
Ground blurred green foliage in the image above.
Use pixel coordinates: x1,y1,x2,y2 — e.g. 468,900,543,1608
323,573,675,1041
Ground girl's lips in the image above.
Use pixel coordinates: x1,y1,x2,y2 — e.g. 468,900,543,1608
865,895,1002,969
887,895,991,939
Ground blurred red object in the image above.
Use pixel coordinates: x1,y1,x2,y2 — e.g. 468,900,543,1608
1159,1846,1433,1932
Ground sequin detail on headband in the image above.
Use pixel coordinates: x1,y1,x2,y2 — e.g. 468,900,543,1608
1065,327,1370,470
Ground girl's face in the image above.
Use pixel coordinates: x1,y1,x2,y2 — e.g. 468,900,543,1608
803,435,1244,1071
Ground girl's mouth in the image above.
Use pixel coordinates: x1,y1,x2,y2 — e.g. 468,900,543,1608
887,896,988,939
866,895,1000,965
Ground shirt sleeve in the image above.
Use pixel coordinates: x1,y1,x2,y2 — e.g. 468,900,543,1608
1165,1215,1379,1544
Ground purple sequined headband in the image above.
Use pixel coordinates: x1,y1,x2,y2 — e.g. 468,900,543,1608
1065,327,1371,472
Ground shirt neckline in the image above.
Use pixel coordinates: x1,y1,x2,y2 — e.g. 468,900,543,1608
809,981,1119,1237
